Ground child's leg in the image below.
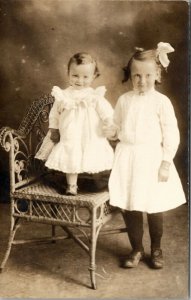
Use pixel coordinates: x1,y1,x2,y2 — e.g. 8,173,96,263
122,210,144,252
147,212,163,249
121,210,144,268
66,173,78,195
147,212,164,269
66,173,78,185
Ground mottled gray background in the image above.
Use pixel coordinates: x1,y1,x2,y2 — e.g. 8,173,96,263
0,0,189,201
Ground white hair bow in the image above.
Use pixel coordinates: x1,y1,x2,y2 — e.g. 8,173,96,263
156,42,175,68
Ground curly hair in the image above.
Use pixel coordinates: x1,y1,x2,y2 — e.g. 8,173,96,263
67,52,100,78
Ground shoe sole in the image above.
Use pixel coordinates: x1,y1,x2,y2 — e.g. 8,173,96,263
152,263,164,269
122,253,145,268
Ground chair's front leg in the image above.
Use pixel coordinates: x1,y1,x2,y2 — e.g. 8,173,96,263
0,199,20,272
89,206,97,290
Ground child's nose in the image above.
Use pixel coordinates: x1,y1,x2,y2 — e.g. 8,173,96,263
140,76,146,84
77,78,83,84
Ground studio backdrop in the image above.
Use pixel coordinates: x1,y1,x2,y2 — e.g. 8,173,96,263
0,0,189,201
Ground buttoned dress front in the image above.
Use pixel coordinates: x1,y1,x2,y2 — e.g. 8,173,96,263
109,89,186,213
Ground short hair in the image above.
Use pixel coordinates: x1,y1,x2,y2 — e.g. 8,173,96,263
122,47,162,84
68,52,100,78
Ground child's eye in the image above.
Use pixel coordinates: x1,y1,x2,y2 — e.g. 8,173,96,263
72,74,78,77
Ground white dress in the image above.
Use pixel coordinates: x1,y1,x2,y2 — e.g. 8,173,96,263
109,88,186,213
35,85,114,174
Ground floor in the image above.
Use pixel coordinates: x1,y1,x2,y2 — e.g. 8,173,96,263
0,203,189,299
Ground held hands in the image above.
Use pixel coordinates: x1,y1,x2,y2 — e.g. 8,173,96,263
158,160,171,182
102,118,117,140
50,128,60,143
102,126,117,139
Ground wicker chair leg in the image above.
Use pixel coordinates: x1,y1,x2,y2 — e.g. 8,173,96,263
0,218,20,272
89,263,96,290
89,208,97,290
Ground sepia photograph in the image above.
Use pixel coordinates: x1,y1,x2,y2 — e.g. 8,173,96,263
0,0,189,298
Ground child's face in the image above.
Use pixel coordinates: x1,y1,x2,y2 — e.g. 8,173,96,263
130,59,159,93
69,63,96,89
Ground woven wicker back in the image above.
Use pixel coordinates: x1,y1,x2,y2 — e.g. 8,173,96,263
0,94,55,191
17,94,54,155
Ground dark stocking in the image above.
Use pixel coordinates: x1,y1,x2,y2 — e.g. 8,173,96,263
122,210,144,252
147,212,163,250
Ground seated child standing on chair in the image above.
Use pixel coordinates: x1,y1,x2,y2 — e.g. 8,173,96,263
35,52,114,195
103,42,186,269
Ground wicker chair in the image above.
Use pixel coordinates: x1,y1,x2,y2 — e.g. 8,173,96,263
0,94,125,289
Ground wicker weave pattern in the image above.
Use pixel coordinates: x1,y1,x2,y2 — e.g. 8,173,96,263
17,94,54,137
13,196,109,226
13,181,109,207
0,94,123,290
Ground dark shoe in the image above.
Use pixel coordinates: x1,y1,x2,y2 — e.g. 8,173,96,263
151,248,164,269
122,251,145,268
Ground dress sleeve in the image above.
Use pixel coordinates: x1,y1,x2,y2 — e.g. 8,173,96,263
159,96,180,162
48,86,63,129
48,101,60,129
95,96,114,121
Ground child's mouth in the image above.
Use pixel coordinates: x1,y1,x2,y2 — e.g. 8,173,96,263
75,84,83,88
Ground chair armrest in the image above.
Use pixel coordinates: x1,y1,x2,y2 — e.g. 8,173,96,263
0,126,25,152
0,126,36,192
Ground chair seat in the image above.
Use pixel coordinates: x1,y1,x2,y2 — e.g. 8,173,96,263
12,179,110,208
0,96,123,289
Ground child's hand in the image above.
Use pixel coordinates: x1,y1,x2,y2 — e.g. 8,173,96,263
50,128,60,143
102,118,117,140
158,160,170,182
102,125,117,139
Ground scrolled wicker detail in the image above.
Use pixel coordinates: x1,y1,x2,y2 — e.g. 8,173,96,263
14,199,29,215
39,109,50,123
75,207,92,224
0,92,126,290
0,127,14,151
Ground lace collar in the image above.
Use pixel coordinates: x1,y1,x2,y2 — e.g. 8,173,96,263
51,85,107,110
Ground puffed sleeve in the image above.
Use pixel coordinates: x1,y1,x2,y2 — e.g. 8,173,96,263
159,96,180,162
49,86,64,129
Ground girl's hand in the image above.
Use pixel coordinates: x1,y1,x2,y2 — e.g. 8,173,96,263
102,126,117,139
50,128,60,143
158,160,170,182
102,118,118,140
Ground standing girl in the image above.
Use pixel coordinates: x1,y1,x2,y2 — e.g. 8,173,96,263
36,52,114,195
106,42,186,269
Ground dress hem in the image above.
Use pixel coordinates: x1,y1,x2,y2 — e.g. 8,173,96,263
109,201,187,214
45,165,112,174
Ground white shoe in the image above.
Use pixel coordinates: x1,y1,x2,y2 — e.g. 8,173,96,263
66,184,78,196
